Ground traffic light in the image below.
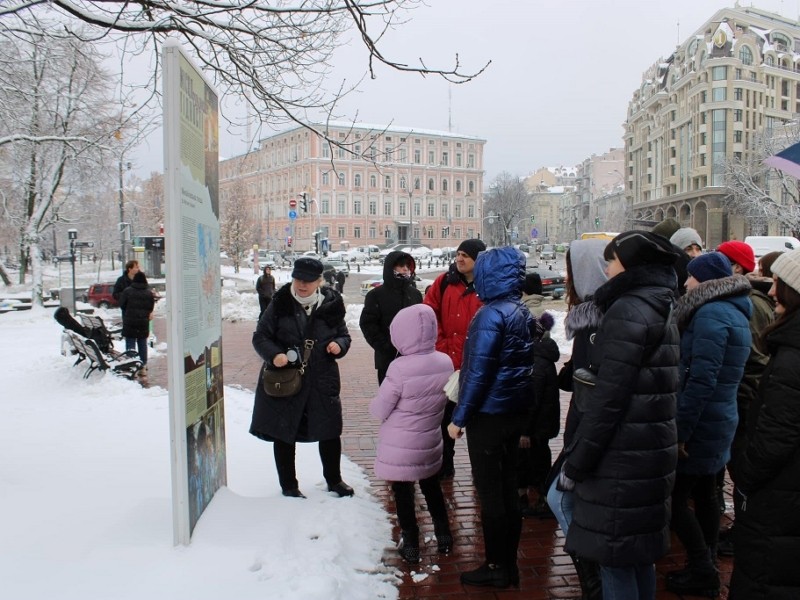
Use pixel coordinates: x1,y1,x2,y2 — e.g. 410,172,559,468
287,235,293,248
595,217,600,227
530,215,535,224
299,193,308,213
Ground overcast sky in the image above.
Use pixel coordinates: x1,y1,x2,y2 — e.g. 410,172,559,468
131,0,798,183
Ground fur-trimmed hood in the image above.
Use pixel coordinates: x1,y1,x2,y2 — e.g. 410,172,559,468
675,274,752,331
564,300,604,341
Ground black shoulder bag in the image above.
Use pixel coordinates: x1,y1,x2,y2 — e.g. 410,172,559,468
261,317,315,398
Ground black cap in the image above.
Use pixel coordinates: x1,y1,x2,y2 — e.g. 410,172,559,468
604,230,679,269
456,239,487,261
291,257,324,282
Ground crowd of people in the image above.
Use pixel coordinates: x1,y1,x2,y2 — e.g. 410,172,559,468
245,229,800,599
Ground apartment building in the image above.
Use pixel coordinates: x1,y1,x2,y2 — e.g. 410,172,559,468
625,5,800,247
219,122,486,253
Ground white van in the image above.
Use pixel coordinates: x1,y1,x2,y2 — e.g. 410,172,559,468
354,245,380,259
743,235,800,258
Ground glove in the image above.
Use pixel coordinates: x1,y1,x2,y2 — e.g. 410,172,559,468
558,466,576,492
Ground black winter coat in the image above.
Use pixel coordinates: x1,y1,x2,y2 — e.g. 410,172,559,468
526,335,560,442
730,311,800,600
250,283,351,444
119,282,154,339
359,251,421,373
564,265,680,567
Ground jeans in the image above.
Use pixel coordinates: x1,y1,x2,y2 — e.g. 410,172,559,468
466,412,523,567
125,337,148,365
546,477,575,536
600,564,656,600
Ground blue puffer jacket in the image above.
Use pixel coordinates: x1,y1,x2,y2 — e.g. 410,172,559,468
451,246,535,426
674,274,752,475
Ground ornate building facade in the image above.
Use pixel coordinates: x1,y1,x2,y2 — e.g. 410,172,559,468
625,5,800,247
219,123,486,253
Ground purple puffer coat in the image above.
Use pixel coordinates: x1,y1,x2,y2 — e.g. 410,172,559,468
370,304,454,482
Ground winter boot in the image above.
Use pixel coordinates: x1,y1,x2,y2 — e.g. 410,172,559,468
665,550,720,598
433,520,453,554
570,553,602,600
398,529,420,564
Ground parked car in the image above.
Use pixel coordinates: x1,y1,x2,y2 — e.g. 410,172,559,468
87,282,118,309
539,244,557,261
360,273,436,296
320,258,350,276
526,267,565,299
342,248,371,262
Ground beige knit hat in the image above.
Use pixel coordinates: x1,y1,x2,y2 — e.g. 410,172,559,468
771,248,800,294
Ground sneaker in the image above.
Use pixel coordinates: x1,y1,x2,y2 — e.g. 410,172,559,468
460,563,510,588
281,488,306,498
328,481,354,497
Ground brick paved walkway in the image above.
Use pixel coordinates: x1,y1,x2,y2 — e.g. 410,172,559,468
147,316,733,600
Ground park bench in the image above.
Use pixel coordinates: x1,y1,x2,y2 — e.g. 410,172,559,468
64,331,143,380
77,313,122,352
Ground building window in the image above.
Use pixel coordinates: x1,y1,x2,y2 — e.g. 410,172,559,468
338,172,345,186
428,177,435,191
455,204,462,218
441,204,448,218
370,174,377,188
455,179,462,193
468,180,475,194
337,146,346,159
739,45,753,66
354,173,362,187
354,199,362,215
442,152,449,166
414,202,421,216
414,149,421,164
468,204,475,218
734,88,743,101
354,226,361,239
399,202,407,216
369,199,377,215
734,109,743,122
321,197,330,214
384,201,392,216
468,153,475,168
427,203,435,217
399,176,407,190
369,226,376,239
456,153,462,167
712,87,727,101
322,172,329,185
428,150,435,165
414,177,421,190
322,144,330,158
338,225,346,238
337,198,346,214
442,179,449,192
427,227,434,240
384,175,392,189
734,130,742,143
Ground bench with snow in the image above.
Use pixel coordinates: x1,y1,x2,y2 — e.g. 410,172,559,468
63,331,143,380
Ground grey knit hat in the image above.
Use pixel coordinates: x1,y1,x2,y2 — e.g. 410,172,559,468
771,248,800,295
670,228,703,252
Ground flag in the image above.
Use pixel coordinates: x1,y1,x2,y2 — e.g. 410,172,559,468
764,140,800,179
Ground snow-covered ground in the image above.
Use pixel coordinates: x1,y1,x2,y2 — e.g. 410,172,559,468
0,259,568,600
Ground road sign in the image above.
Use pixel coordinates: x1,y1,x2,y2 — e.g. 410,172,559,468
74,241,94,248
530,216,535,223
288,209,297,220
531,228,538,238
289,199,297,208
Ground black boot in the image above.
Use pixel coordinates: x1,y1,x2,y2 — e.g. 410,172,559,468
398,530,420,564
460,563,510,588
570,553,602,600
665,551,720,598
433,519,453,554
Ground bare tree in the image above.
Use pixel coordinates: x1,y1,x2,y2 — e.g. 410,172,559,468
483,172,531,246
220,181,255,273
723,121,800,237
2,1,489,158
0,25,119,302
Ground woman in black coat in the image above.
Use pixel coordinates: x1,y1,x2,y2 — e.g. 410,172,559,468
562,231,680,599
359,251,421,383
250,257,353,499
730,249,800,600
118,271,155,370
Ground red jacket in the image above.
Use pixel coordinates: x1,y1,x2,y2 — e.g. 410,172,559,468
423,269,483,369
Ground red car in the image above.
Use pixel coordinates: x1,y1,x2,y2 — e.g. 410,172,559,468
87,283,118,309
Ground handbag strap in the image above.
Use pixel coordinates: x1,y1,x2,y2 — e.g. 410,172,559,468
298,314,316,373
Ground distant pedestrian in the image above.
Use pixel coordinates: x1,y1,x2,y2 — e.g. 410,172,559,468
360,251,422,384
335,269,346,294
113,260,140,315
256,265,276,317
370,304,453,564
119,271,155,376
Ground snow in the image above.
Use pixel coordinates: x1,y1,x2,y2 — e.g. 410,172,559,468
0,263,570,600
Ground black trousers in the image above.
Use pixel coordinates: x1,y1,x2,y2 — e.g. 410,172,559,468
517,439,552,492
671,472,720,563
273,437,342,491
466,412,524,568
392,475,449,533
440,401,456,472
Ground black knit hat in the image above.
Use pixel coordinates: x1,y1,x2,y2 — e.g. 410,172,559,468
456,239,486,261
523,272,542,295
133,271,148,285
604,230,679,269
